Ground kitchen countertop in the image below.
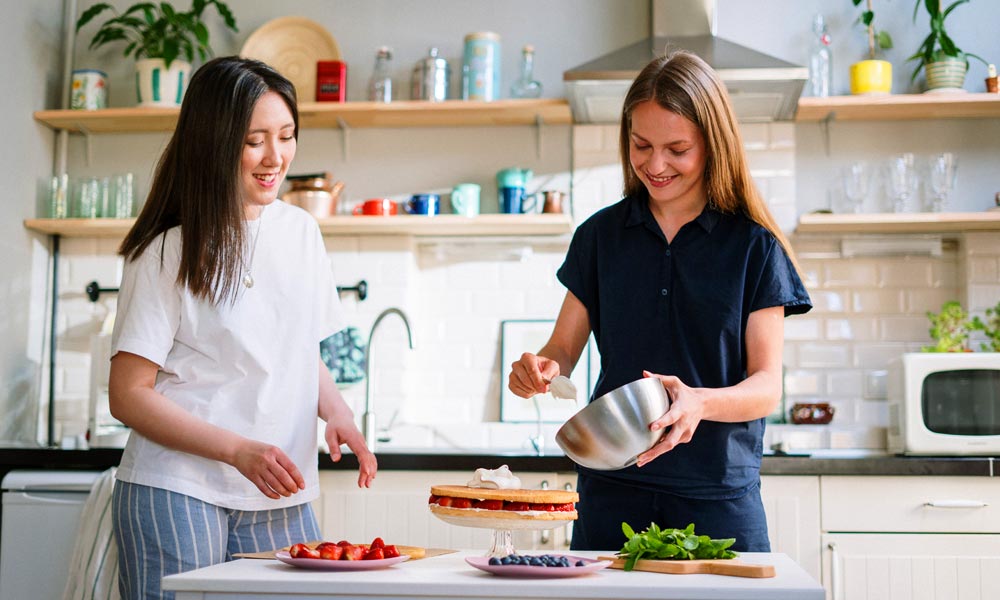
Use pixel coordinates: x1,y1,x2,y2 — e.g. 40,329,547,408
0,447,995,478
161,550,824,600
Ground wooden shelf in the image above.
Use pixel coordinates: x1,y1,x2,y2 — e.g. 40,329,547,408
24,214,574,238
32,99,573,133
796,93,1000,122
795,211,1000,234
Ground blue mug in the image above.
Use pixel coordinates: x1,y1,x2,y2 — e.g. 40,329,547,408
405,193,440,215
499,186,537,214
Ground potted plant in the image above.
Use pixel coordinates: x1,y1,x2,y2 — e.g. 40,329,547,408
971,301,1000,352
907,0,986,92
922,300,974,352
75,1,238,107
849,0,895,94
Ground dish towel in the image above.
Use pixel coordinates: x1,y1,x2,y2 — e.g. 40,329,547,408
62,467,120,600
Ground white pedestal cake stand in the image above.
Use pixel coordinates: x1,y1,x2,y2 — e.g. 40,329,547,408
429,507,575,557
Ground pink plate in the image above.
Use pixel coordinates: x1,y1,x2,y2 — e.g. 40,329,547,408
275,551,410,571
465,555,612,578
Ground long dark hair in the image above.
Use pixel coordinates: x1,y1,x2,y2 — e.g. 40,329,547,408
119,56,298,304
618,50,800,275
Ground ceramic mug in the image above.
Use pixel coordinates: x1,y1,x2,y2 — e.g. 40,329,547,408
450,183,480,217
404,193,440,215
499,186,537,214
353,198,397,216
541,190,567,214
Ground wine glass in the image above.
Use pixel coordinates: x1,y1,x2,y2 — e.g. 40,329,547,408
884,153,918,213
841,162,869,214
927,153,958,212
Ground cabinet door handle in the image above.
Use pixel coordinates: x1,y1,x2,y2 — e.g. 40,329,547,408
539,480,550,546
827,542,840,600
924,499,989,508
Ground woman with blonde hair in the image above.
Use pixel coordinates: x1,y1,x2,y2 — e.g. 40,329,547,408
509,50,811,551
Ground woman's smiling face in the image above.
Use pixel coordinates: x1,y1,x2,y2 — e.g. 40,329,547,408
628,99,707,209
241,91,296,216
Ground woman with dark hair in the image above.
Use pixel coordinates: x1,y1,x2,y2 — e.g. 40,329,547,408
109,56,375,599
508,50,811,552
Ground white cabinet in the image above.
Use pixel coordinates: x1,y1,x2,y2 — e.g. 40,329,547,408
820,476,1000,600
318,470,568,551
822,533,1000,600
761,475,822,581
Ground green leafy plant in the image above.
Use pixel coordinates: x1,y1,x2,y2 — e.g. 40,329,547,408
617,522,737,571
75,1,238,69
971,301,1000,352
923,300,974,352
852,0,894,60
906,0,986,82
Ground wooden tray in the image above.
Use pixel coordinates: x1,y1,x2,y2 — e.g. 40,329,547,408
599,556,775,578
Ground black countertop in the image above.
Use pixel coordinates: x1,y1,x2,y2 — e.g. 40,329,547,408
0,448,995,480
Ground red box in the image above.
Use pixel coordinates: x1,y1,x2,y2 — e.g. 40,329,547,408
316,60,347,102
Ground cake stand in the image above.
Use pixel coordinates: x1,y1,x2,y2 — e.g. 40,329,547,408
429,506,576,557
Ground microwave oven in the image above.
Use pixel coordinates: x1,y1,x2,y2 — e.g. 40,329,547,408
887,352,1000,455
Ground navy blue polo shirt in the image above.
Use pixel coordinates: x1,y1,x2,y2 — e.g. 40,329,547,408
558,195,811,499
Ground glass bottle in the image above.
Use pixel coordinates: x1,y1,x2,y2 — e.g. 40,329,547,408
808,14,832,97
367,46,393,103
510,44,542,99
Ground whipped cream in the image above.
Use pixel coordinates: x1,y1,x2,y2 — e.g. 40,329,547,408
466,465,522,489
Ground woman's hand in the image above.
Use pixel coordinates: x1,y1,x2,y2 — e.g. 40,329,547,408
325,418,377,488
230,438,306,500
508,352,561,399
635,370,706,467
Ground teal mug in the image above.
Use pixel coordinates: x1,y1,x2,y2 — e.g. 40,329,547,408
450,183,480,217
496,167,532,189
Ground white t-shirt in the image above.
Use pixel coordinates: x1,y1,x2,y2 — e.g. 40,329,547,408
111,200,344,510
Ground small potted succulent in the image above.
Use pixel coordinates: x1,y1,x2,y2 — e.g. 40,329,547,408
849,0,895,94
75,1,238,107
906,0,986,91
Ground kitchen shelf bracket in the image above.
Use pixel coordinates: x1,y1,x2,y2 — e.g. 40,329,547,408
80,124,93,167
821,111,835,157
535,114,544,159
336,116,350,161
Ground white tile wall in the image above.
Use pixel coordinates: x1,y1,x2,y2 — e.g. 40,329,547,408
44,122,1000,452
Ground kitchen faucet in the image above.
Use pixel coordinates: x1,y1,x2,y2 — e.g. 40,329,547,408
362,307,415,451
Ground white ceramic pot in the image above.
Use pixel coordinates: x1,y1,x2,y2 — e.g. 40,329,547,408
135,58,191,107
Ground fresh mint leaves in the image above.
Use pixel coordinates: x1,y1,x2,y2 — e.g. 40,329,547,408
618,522,737,571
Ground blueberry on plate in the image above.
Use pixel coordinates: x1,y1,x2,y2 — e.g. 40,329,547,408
488,557,501,566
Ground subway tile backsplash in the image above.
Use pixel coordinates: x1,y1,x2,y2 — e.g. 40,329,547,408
46,123,1000,453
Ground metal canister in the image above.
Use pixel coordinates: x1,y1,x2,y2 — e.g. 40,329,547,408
411,47,450,101
462,32,501,101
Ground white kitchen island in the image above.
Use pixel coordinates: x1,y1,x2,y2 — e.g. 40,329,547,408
162,551,824,600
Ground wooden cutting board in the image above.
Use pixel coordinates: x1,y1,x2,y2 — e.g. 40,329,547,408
599,556,775,578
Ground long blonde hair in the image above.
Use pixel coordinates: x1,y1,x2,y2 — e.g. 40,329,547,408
618,50,801,275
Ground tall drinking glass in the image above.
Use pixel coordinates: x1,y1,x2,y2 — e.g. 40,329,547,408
927,153,957,213
884,153,918,213
842,162,869,214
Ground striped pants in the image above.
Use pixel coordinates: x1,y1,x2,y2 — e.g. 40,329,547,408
111,480,321,600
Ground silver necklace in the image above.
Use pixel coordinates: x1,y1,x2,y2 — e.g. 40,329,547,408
243,206,264,288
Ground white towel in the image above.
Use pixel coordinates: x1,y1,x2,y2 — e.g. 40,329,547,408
61,467,120,600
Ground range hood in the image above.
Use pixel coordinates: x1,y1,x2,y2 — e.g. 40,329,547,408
563,0,807,123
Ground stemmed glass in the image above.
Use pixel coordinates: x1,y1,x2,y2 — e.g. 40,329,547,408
842,162,869,214
884,153,918,213
927,153,958,212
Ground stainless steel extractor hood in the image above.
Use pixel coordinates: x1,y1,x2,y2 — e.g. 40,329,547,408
564,0,807,123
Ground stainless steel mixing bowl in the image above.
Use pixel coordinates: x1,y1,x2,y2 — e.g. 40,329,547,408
555,377,670,470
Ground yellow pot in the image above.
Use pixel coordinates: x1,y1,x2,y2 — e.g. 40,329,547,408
850,60,893,95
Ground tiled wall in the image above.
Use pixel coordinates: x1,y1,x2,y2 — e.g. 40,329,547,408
44,123,1000,453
